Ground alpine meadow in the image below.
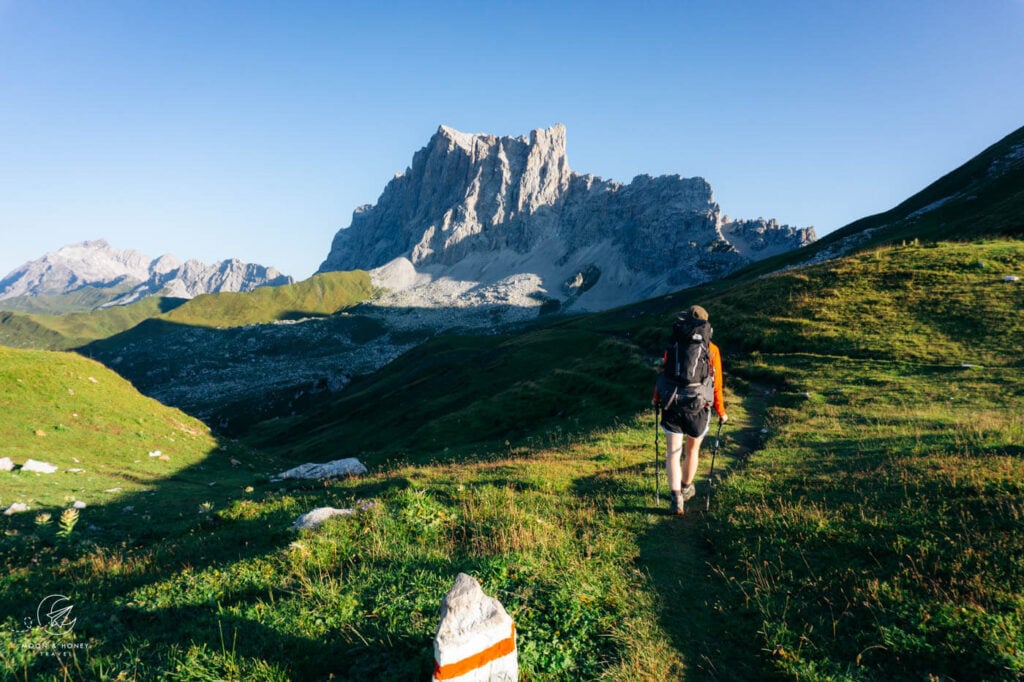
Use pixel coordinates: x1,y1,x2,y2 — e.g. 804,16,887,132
2,123,1024,681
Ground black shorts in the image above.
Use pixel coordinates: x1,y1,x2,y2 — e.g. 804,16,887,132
661,406,711,439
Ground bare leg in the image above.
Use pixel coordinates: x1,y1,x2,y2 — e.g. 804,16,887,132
664,431,683,492
682,433,705,487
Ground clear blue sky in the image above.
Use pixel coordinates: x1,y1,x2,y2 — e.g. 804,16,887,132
2,0,1022,280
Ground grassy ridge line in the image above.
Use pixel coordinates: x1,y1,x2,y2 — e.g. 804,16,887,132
715,242,1024,364
705,125,1024,285
0,297,188,351
161,269,373,328
30,296,186,350
0,311,69,350
825,123,1024,246
587,240,1024,366
0,270,373,351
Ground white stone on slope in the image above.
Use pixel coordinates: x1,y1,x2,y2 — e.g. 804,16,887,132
292,507,356,530
271,457,367,482
23,459,58,474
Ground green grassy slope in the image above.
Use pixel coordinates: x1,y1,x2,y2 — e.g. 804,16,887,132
0,346,255,515
0,297,187,351
252,241,1024,463
247,326,652,463
160,269,373,328
240,239,1024,680
0,270,373,351
2,240,1022,680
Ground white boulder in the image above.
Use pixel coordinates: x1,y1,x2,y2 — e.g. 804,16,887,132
271,457,367,482
0,457,14,471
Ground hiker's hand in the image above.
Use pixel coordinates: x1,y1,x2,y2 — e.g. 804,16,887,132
720,413,729,424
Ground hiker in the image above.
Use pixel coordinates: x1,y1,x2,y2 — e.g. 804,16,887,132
653,305,728,515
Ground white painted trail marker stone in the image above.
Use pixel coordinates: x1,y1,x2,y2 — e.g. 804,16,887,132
433,572,517,682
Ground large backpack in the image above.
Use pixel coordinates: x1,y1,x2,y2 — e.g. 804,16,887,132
656,319,715,415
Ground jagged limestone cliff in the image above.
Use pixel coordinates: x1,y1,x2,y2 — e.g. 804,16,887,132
320,124,815,312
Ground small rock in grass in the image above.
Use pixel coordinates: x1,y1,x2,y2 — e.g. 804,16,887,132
23,459,58,474
293,507,356,530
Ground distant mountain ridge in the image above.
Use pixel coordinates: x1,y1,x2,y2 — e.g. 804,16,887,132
319,124,815,312
0,240,293,313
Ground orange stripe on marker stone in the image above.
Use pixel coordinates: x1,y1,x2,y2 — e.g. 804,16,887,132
433,573,518,681
433,623,516,680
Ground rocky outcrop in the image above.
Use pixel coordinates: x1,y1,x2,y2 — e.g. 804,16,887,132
0,240,293,309
320,124,815,312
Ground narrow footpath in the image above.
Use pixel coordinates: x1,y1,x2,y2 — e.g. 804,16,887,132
637,384,780,681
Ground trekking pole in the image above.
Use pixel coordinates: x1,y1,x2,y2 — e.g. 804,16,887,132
705,419,724,512
653,405,661,504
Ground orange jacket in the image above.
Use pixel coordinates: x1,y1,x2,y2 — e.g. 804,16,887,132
655,341,726,418
708,342,726,418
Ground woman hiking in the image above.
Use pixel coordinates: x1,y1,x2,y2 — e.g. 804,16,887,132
653,305,728,515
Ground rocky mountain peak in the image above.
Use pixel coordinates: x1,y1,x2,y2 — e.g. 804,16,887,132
0,240,154,300
0,241,293,311
319,123,815,314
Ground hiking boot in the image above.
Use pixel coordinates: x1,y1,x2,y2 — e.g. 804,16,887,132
668,485,696,516
668,491,684,516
